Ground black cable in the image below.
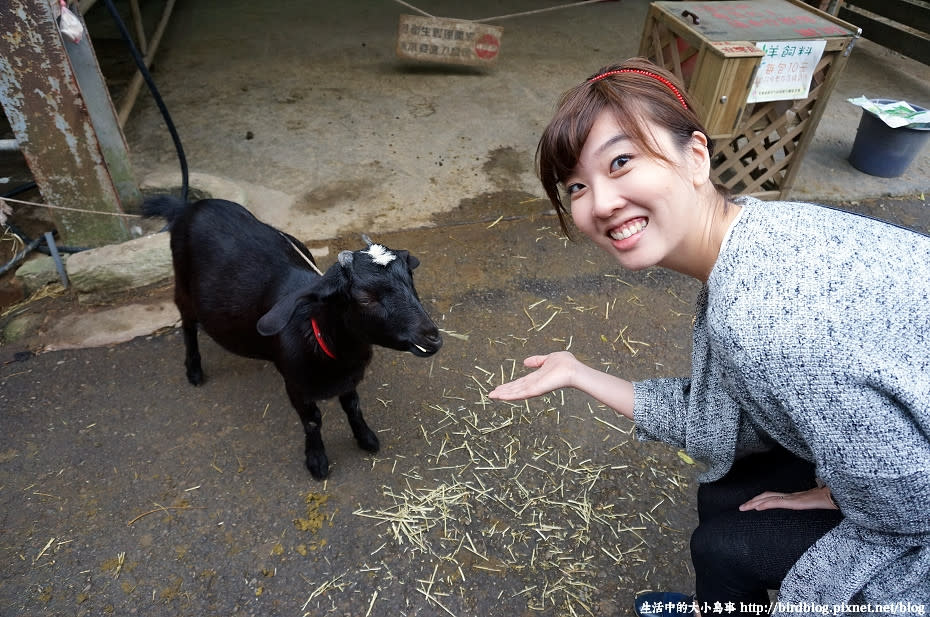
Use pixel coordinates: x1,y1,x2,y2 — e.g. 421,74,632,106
101,0,189,202
1,181,37,199
0,235,45,277
3,219,86,255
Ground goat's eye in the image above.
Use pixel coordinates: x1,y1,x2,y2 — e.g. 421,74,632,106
356,292,378,306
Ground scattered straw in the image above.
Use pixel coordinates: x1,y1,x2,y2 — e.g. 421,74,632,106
364,590,379,617
336,290,693,614
1,284,66,319
33,537,54,565
127,503,205,526
351,389,686,614
301,571,349,610
439,329,470,341
113,552,125,579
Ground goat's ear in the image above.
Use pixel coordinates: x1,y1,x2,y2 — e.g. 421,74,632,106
257,288,310,336
399,250,419,270
337,250,354,269
256,269,349,336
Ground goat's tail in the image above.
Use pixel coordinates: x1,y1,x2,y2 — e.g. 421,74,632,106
142,194,187,228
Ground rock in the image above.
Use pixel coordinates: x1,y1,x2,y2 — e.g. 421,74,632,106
139,171,246,205
41,300,180,351
1,310,43,344
14,254,66,296
66,233,173,305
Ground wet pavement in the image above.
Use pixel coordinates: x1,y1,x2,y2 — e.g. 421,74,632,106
3,194,930,616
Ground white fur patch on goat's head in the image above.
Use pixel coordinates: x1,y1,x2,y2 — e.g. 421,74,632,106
364,244,396,267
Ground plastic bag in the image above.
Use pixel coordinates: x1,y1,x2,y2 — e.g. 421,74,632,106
58,3,84,44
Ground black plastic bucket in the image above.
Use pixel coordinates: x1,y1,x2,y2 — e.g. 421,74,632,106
848,99,930,178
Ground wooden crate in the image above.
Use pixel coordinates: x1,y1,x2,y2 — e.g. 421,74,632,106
396,15,503,67
640,24,764,139
639,0,860,199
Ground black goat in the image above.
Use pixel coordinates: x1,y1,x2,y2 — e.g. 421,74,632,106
143,196,442,479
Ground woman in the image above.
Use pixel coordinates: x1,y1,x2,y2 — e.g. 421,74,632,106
489,57,930,615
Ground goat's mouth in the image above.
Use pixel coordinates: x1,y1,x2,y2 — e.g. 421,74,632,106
409,334,442,357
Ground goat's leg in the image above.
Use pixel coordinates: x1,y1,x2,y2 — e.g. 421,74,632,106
298,402,328,480
173,285,203,385
180,317,203,385
285,382,329,479
338,391,379,453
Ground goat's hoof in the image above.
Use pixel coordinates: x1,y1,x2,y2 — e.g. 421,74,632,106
186,369,204,386
306,453,330,480
357,431,380,453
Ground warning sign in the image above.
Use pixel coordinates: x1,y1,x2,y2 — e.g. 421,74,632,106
396,15,503,67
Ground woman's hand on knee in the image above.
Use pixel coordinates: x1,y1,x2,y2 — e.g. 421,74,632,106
739,486,839,512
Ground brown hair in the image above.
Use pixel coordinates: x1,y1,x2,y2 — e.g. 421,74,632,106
536,57,721,234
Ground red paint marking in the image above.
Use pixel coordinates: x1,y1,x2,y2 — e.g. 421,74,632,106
475,34,500,60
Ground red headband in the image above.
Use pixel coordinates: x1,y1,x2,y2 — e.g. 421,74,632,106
588,68,689,110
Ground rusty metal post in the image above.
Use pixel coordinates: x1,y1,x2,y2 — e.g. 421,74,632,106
0,0,137,247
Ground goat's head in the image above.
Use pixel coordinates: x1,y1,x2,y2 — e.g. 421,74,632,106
336,239,442,356
256,238,442,357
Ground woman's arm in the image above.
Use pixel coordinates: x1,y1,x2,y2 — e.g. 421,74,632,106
487,351,635,420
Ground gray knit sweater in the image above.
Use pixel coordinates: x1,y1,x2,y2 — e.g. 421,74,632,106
633,197,930,611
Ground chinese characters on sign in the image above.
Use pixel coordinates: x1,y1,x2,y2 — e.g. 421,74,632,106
746,39,826,103
396,15,502,67
709,42,763,56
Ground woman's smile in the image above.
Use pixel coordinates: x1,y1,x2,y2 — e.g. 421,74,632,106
609,217,648,243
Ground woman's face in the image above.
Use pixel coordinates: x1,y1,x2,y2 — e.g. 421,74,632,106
564,109,708,274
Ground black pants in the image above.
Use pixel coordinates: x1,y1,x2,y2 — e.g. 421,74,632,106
690,447,843,614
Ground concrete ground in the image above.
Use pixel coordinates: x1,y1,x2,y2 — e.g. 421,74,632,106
5,0,930,347
2,1,930,616
89,0,930,240
2,212,707,617
3,194,928,617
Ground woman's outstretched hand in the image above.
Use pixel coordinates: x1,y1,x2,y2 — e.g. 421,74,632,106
488,352,580,401
739,486,839,512
489,352,636,421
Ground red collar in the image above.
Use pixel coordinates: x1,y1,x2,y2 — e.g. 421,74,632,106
311,318,337,359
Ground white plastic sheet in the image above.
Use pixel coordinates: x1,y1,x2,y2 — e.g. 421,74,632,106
848,96,930,129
